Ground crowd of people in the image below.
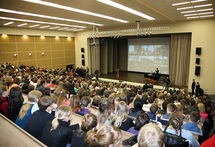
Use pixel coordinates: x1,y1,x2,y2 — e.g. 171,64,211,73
0,62,214,147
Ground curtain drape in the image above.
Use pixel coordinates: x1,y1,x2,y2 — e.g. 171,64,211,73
90,38,100,75
169,33,191,86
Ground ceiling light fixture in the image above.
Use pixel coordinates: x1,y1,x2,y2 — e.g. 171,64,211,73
181,8,213,13
17,23,28,27
49,26,60,29
73,29,84,31
23,35,28,38
40,25,50,29
56,36,59,39
187,16,200,19
184,12,213,16
0,8,103,26
177,4,212,10
199,14,214,17
58,27,68,30
172,0,207,6
68,37,71,39
41,36,44,38
29,24,40,28
96,0,155,20
23,0,128,23
4,21,14,25
0,16,86,28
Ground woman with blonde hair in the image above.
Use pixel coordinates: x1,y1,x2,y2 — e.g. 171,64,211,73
71,113,98,147
198,103,208,120
54,87,70,106
85,125,122,147
111,101,134,131
15,90,42,129
41,105,79,147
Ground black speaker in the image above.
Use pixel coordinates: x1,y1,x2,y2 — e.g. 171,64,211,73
196,58,200,64
82,59,85,66
81,54,84,58
81,48,84,53
196,47,201,55
195,66,200,76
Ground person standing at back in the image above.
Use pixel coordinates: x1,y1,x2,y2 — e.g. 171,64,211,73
192,79,195,96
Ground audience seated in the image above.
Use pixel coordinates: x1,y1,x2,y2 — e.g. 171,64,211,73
0,85,8,116
75,96,91,116
142,96,154,112
146,103,158,122
41,105,79,147
70,95,81,113
158,103,176,126
129,97,144,118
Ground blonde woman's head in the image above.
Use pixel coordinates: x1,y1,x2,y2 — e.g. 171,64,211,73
115,101,128,117
28,90,42,102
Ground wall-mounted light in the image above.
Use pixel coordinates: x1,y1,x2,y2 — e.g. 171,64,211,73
56,36,59,39
14,54,17,57
23,35,28,38
2,34,7,37
29,53,32,56
68,37,71,39
42,52,45,56
41,36,45,38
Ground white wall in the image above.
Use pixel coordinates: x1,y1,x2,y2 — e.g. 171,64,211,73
75,19,215,94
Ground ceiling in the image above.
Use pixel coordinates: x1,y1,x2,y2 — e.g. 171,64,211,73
0,0,214,32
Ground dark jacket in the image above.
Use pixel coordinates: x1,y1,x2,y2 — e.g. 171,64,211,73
71,130,87,147
8,102,23,122
111,117,134,131
24,110,54,140
41,120,79,147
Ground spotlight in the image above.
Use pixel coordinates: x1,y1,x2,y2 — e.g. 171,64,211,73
14,54,17,57
29,53,32,56
42,52,45,56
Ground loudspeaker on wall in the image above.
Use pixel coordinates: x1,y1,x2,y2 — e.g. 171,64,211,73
81,48,84,53
82,54,84,58
196,47,201,55
82,59,85,66
196,58,200,64
195,66,200,76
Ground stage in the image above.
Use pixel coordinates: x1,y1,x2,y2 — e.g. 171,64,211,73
99,71,187,90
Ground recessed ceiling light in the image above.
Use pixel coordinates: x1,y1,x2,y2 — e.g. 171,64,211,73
177,6,193,10
172,0,207,6
73,29,84,31
40,25,50,29
184,13,198,16
187,16,200,19
2,34,7,37
49,26,60,29
17,23,28,27
177,4,212,10
0,8,103,26
58,27,68,30
56,36,59,39
198,12,213,15
29,24,40,28
97,0,155,20
200,14,214,17
66,28,76,31
4,21,14,25
0,16,86,28
23,35,28,38
23,0,129,23
41,36,44,38
181,8,213,13
67,37,71,39
191,0,208,3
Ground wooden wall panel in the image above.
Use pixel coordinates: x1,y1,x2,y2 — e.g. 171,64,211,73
0,35,75,69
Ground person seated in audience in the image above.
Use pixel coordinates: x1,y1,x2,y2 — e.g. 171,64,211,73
41,105,79,147
71,113,98,147
165,112,200,147
24,96,57,141
21,74,30,85
142,96,154,112
91,95,101,109
70,95,81,113
182,111,202,134
198,103,208,121
111,101,134,131
36,78,46,92
136,123,164,147
95,98,112,125
8,77,21,92
85,125,122,147
7,86,24,122
41,87,51,97
157,103,176,126
127,113,150,135
0,85,8,117
75,96,91,116
15,90,42,129
181,99,190,115
129,97,144,118
53,87,70,106
146,104,158,122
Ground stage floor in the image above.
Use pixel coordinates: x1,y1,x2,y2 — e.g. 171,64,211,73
99,71,187,89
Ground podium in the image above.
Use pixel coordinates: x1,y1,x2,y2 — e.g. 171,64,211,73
116,69,119,77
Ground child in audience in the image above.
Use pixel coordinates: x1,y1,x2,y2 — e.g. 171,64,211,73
41,105,79,147
129,97,144,118
70,95,80,113
127,113,150,135
85,125,122,147
198,103,208,120
146,104,158,122
111,101,134,131
24,96,57,140
15,90,42,129
71,113,97,147
183,111,202,134
136,123,164,147
75,96,91,116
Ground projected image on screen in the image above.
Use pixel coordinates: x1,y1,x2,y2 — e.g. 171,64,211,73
128,38,170,74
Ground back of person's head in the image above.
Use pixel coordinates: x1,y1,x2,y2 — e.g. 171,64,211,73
108,94,115,111
167,103,176,113
115,101,128,117
150,104,158,114
175,104,183,114
70,95,80,111
198,103,205,113
98,98,110,123
38,96,53,111
142,95,148,102
9,86,23,101
134,113,150,131
119,93,127,104
80,96,91,112
0,85,7,100
148,97,154,103
190,99,196,106
28,90,42,102
92,95,101,107
191,105,200,113
138,123,164,147
133,98,143,111
85,125,122,147
169,112,183,135
81,113,97,132
51,105,72,131
13,77,21,85
42,87,51,96
190,111,200,123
